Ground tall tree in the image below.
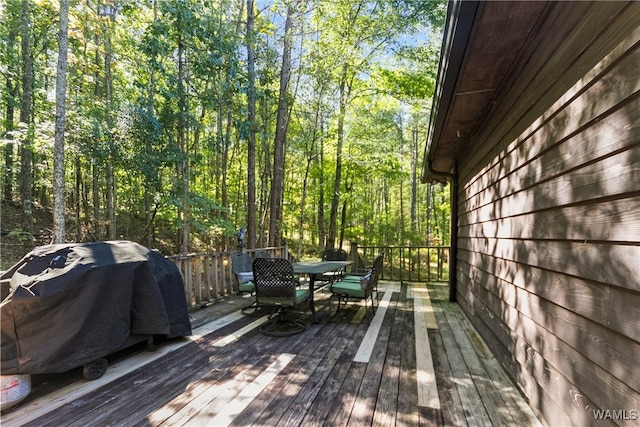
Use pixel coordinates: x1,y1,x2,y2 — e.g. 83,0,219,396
177,8,189,254
19,0,33,238
144,0,158,248
52,0,70,244
2,1,19,203
245,0,257,249
410,126,418,233
268,2,295,247
104,5,117,240
327,61,349,249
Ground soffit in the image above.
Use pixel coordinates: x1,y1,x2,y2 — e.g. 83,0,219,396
423,1,550,181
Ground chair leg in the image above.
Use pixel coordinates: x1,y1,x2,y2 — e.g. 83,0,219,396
259,308,306,337
241,294,263,316
241,301,260,316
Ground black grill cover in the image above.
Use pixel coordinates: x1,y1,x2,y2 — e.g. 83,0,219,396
0,241,191,375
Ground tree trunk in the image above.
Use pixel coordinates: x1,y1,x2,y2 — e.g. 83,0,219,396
298,87,324,258
91,36,101,240
317,120,325,248
92,162,100,240
177,17,189,255
3,21,17,202
3,85,15,203
269,5,294,247
104,10,116,240
384,179,390,245
80,160,89,231
144,0,158,249
258,96,271,248
339,199,347,249
223,109,232,215
215,101,223,206
106,165,115,239
19,0,33,238
53,0,69,244
327,65,349,249
297,155,312,259
410,127,418,234
75,157,82,241
429,183,436,245
246,0,257,249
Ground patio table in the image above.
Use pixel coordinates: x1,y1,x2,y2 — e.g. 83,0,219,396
292,260,352,323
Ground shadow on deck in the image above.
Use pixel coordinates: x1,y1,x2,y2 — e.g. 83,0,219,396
1,282,541,426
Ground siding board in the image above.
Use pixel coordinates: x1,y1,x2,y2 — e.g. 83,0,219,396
456,277,637,426
457,251,640,343
460,92,640,213
459,197,640,243
454,290,579,427
457,260,640,393
460,147,640,227
429,1,640,424
458,237,640,291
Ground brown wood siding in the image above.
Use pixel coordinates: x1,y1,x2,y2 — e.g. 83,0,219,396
454,2,640,426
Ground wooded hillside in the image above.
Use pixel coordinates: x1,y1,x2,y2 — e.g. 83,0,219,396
1,0,448,268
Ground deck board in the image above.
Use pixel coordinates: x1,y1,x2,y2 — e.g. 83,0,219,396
1,282,542,427
299,312,367,426
372,286,405,427
433,285,497,426
413,283,441,410
349,290,399,426
397,287,420,427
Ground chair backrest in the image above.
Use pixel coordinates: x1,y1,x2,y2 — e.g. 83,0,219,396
231,252,253,274
363,253,384,295
321,248,347,261
252,258,297,299
254,249,271,259
231,252,254,287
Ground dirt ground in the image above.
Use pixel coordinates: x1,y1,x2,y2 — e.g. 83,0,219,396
0,200,216,271
1,201,56,270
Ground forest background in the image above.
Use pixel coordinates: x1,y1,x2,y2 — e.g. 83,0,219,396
0,0,450,270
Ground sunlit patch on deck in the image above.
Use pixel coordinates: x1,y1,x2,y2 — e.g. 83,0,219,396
353,290,393,363
413,283,441,409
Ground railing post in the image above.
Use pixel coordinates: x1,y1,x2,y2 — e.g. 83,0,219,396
213,255,220,299
193,257,202,306
428,247,432,282
203,255,212,302
184,258,193,308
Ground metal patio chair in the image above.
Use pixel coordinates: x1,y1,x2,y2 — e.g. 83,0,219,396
318,248,348,285
329,252,384,313
231,252,259,314
252,257,310,337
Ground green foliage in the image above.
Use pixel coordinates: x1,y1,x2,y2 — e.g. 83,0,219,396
7,228,32,242
374,68,435,99
1,0,448,254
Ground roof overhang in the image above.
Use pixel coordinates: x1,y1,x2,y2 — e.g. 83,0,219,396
422,0,551,182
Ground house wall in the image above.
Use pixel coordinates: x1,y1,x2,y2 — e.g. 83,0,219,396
454,2,640,426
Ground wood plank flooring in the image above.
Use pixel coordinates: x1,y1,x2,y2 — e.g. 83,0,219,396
1,282,542,426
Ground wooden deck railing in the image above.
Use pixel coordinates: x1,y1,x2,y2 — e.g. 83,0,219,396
168,244,448,310
350,245,449,283
167,246,288,310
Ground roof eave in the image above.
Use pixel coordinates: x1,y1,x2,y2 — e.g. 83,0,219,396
421,0,479,183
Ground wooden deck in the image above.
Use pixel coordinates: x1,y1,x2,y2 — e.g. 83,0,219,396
1,282,542,426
